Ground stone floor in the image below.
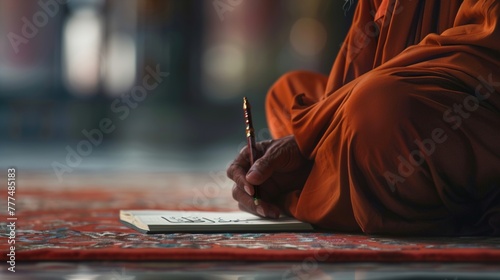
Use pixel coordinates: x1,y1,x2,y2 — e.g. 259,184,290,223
2,262,500,279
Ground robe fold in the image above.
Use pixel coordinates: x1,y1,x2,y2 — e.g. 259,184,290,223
265,0,500,235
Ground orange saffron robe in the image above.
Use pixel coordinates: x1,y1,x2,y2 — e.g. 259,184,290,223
266,0,500,235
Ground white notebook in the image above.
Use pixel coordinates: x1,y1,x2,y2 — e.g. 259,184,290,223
120,210,314,233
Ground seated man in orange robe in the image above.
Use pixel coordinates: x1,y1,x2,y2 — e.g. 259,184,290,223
227,0,500,235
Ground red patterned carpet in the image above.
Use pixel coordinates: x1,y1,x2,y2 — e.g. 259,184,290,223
1,172,500,262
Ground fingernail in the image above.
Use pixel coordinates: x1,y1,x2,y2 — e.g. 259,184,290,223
256,206,265,217
244,185,253,196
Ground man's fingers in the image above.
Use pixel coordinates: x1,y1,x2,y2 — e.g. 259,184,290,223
245,141,281,185
246,157,273,185
227,161,252,191
227,147,250,179
232,184,280,218
245,136,303,186
228,137,305,219
227,147,254,196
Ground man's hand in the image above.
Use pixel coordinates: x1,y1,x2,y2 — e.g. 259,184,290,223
227,135,312,218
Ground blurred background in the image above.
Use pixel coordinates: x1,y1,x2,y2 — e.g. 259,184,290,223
0,0,354,178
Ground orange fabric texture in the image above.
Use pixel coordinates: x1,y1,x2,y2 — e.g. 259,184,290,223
265,0,500,235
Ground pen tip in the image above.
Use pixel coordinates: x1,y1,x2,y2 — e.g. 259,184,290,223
254,199,260,206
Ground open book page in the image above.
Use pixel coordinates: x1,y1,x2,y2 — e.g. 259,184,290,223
120,210,314,233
